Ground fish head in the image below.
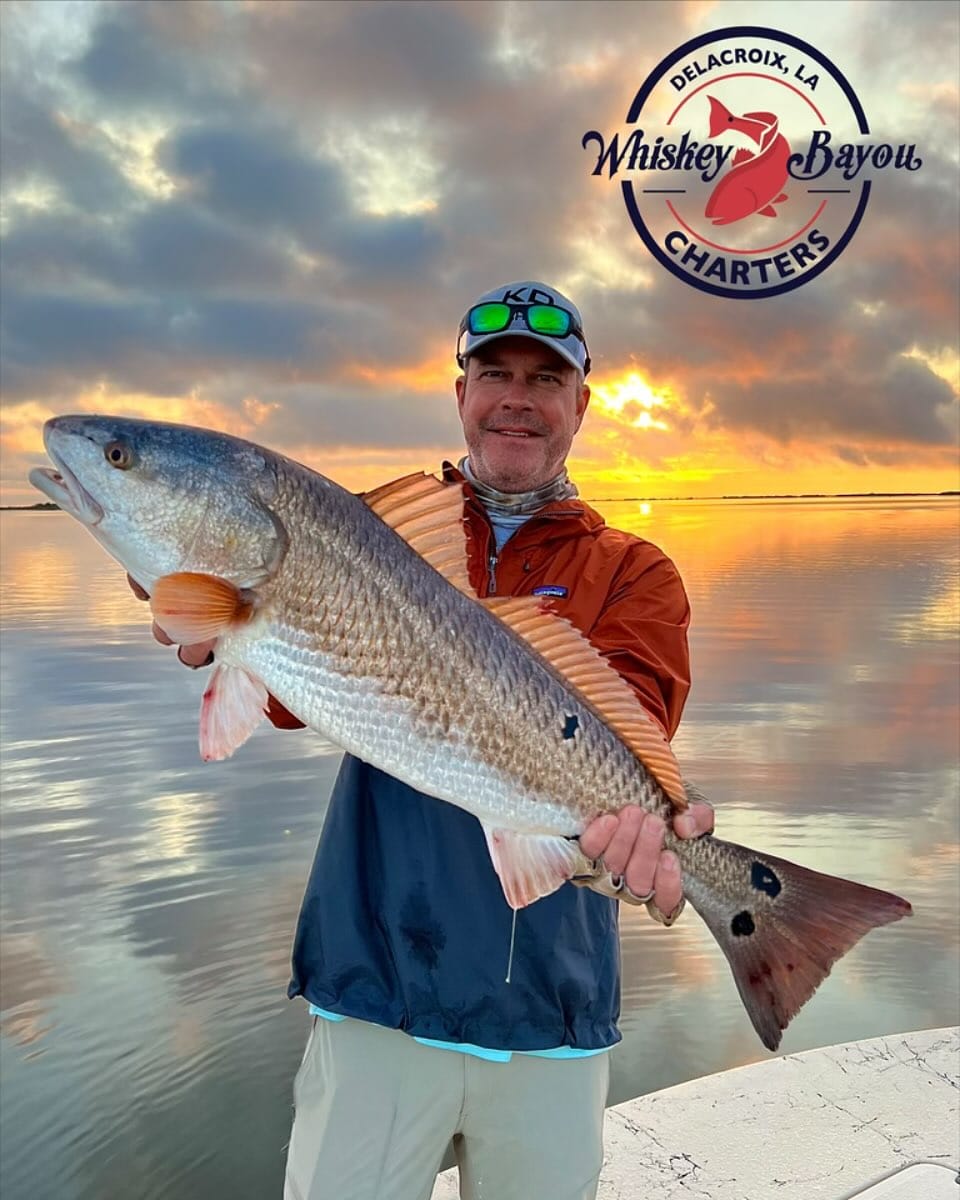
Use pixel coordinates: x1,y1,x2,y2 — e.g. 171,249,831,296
29,415,286,594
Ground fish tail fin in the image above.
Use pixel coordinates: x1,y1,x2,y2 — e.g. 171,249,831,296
682,836,912,1051
707,95,734,138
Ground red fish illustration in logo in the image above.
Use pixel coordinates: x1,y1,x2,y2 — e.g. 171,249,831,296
704,96,791,225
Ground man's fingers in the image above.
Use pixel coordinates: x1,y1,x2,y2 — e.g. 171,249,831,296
650,850,683,916
150,618,215,668
621,812,665,898
177,640,217,668
673,801,715,839
152,621,175,646
127,573,149,601
579,813,618,860
596,806,645,878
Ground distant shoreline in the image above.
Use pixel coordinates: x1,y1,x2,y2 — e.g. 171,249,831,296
589,491,960,502
2,492,957,511
1,502,61,511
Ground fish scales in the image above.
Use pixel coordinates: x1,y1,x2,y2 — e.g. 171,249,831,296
30,414,913,1050
220,456,661,837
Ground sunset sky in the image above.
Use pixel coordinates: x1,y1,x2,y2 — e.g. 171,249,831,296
1,0,958,505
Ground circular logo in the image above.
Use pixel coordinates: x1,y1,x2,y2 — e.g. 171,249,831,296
583,26,923,299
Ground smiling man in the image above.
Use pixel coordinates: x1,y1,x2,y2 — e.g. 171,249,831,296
275,280,713,1200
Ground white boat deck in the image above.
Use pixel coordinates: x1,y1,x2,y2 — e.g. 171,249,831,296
431,1027,959,1199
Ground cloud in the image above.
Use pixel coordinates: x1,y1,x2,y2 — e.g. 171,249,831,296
0,0,957,504
159,125,348,248
0,89,133,212
0,289,334,401
1,201,300,292
70,0,239,113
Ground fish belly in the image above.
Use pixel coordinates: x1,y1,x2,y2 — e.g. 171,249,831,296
219,628,588,837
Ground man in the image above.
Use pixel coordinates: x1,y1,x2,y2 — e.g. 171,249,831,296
139,281,713,1200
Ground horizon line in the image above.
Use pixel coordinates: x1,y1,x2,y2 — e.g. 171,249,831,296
3,490,958,512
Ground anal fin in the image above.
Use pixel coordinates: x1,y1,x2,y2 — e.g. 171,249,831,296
482,824,586,909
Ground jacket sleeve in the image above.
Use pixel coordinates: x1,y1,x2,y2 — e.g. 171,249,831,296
589,546,691,739
264,692,307,730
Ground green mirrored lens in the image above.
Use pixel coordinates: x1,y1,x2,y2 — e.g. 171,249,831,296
527,305,571,336
470,303,511,334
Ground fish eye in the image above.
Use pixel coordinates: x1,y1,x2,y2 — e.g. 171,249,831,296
104,440,136,470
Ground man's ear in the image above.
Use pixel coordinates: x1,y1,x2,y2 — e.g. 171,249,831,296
455,373,467,416
575,383,590,430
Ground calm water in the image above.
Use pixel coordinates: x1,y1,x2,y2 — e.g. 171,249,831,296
1,498,958,1199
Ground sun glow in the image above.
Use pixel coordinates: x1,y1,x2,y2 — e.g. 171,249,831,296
590,372,671,431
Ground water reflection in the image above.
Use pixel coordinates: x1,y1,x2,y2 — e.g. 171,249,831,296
1,500,958,1196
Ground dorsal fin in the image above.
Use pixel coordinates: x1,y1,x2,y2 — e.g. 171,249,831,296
484,597,688,810
362,473,686,809
362,473,476,597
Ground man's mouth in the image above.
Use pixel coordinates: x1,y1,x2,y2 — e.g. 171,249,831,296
487,428,543,439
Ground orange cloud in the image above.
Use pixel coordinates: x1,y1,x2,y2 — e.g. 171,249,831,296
2,386,284,498
339,346,452,395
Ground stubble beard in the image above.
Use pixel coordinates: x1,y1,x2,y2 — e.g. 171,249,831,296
469,432,558,493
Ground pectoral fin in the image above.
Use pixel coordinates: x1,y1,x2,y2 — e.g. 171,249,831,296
200,663,269,761
482,824,586,909
151,573,256,644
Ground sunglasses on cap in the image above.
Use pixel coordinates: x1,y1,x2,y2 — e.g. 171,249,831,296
457,302,591,374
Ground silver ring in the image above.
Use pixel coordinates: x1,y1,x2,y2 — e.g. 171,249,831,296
622,882,655,904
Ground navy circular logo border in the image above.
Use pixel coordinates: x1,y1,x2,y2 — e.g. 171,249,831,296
623,26,872,299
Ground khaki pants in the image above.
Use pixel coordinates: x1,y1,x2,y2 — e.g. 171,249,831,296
283,1016,610,1200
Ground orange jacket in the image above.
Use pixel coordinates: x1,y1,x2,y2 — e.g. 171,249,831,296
457,472,690,737
268,467,691,737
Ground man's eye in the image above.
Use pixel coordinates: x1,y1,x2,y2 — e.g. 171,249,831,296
481,370,505,378
536,374,560,384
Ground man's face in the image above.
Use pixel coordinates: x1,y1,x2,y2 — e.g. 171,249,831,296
455,336,590,493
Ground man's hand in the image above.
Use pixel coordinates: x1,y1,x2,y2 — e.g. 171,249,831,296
126,574,304,727
579,801,714,921
127,573,216,667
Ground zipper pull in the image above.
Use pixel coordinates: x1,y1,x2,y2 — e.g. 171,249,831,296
488,552,498,595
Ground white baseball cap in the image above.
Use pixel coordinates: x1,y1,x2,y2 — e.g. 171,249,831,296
456,281,591,375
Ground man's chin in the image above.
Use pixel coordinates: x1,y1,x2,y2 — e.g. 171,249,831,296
469,434,562,492
476,457,550,493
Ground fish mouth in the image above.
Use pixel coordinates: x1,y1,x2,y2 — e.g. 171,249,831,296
29,451,104,526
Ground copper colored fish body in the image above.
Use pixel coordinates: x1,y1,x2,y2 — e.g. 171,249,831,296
31,415,912,1050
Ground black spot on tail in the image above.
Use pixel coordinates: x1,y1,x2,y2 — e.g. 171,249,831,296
731,910,756,937
563,714,579,739
751,861,782,897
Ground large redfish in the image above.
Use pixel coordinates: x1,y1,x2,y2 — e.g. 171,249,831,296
30,415,911,1050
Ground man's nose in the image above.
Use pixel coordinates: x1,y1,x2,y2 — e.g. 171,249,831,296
498,378,534,406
